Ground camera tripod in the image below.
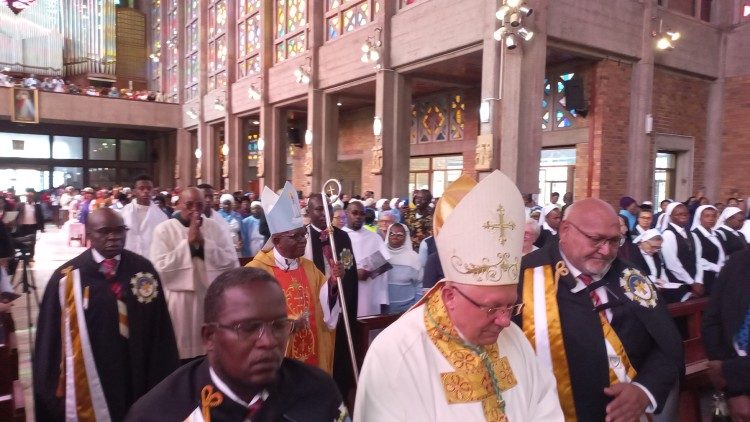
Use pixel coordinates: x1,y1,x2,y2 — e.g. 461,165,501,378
12,249,40,360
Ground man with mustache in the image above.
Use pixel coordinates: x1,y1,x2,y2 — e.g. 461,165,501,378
246,181,340,374
126,267,348,421
517,198,683,422
34,208,178,421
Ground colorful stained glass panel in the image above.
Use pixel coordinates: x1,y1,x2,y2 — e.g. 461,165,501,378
247,14,261,53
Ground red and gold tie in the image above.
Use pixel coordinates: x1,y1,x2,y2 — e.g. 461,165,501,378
578,274,601,308
102,258,128,338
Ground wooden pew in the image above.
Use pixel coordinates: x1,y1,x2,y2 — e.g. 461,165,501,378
0,313,25,422
667,297,710,422
356,313,402,365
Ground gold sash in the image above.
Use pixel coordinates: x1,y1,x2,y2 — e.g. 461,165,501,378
424,290,516,422
522,262,637,421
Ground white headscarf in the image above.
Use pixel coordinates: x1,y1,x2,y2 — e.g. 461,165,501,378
633,228,662,244
691,205,717,233
389,198,399,209
714,206,743,230
539,204,560,234
376,198,388,211
659,201,684,231
385,223,421,271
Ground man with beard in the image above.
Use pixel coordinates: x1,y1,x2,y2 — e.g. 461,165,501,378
119,175,167,259
150,187,239,362
305,193,359,401
246,182,340,374
34,208,178,421
517,198,683,421
126,267,348,421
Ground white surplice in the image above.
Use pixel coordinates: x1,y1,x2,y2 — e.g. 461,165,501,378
149,217,239,359
119,201,168,259
343,226,391,316
354,304,564,422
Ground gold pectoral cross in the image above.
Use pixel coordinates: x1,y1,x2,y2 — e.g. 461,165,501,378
483,205,516,245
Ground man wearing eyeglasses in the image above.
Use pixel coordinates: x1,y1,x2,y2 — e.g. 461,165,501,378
247,182,340,375
126,267,350,421
34,208,179,422
355,171,563,421
517,198,683,422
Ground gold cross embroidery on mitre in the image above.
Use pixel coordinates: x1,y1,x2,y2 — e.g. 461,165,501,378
483,205,516,245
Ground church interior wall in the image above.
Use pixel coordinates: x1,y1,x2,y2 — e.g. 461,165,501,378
337,105,376,195
718,74,750,202
651,68,710,199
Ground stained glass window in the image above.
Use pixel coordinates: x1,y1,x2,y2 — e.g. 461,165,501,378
184,0,199,101
238,1,262,78
410,92,466,143
164,0,178,102
325,0,375,41
541,73,580,131
150,1,161,92
275,0,308,62
208,0,228,91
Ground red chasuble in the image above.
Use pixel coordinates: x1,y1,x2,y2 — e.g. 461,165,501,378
271,266,319,367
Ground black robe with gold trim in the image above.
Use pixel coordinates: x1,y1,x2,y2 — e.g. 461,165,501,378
515,245,683,422
125,357,347,422
33,249,180,422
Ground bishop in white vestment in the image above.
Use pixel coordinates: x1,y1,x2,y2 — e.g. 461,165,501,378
355,172,563,421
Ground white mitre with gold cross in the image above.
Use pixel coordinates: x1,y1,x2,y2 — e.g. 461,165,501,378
436,170,525,286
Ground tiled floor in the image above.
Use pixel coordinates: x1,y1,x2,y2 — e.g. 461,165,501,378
9,225,86,421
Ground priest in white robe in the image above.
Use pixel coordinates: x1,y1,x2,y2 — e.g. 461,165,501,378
119,175,168,259
343,200,390,316
150,187,239,360
355,172,563,422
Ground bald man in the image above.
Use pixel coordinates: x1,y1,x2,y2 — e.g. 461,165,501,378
150,187,239,361
515,198,683,422
34,208,179,421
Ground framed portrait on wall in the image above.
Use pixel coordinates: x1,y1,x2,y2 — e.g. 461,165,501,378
11,87,39,124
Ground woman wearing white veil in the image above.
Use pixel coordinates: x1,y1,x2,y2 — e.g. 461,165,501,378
714,206,749,256
660,202,701,302
690,205,724,295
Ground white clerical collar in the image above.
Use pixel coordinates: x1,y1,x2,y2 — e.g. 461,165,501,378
209,367,268,408
719,224,738,235
694,225,714,238
560,250,609,293
273,247,299,270
91,248,121,264
310,223,325,233
669,223,687,237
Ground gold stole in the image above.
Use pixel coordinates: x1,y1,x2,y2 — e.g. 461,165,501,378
57,266,96,421
271,266,319,367
424,290,516,422
522,262,637,421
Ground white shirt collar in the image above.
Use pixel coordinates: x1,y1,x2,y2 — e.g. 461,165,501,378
91,248,121,264
693,225,715,238
669,222,687,237
560,250,610,293
310,223,325,233
209,367,268,409
719,224,738,235
273,247,299,270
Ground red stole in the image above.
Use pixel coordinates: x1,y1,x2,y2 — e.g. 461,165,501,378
271,266,319,367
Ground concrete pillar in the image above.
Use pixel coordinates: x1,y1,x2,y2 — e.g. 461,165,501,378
224,0,238,192
376,70,411,198
319,93,340,184
263,106,286,191
309,89,329,191
477,0,502,176
175,128,192,186
625,0,656,201
703,32,727,200
497,0,547,193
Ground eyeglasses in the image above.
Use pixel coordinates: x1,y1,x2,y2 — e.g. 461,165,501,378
92,226,129,236
388,232,406,238
643,241,662,252
278,230,309,241
451,287,524,318
209,318,294,342
566,221,624,249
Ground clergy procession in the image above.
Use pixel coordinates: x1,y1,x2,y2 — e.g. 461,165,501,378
0,166,736,422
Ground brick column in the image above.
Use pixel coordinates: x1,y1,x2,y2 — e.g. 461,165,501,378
375,70,411,198
225,0,240,192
